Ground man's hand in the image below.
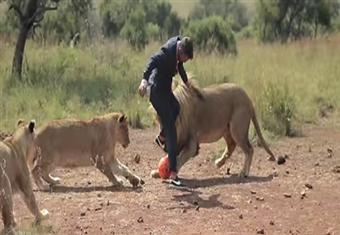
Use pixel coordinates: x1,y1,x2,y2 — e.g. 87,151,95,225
138,79,148,97
185,80,191,89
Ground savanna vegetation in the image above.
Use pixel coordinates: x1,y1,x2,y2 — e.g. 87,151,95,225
1,0,340,138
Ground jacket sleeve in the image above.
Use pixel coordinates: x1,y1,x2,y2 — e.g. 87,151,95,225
178,62,188,84
143,51,165,81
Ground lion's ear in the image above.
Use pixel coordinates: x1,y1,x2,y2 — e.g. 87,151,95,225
28,120,36,133
118,114,127,123
17,119,25,126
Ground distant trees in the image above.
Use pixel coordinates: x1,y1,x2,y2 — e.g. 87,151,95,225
2,0,340,61
254,0,340,43
185,16,237,55
38,0,92,43
7,0,59,78
182,0,252,55
4,0,93,78
100,0,181,49
120,7,148,50
189,0,249,33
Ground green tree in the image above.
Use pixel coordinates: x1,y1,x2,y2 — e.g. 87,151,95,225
100,0,134,38
38,0,93,43
120,7,148,50
254,0,340,43
99,0,182,48
185,16,237,55
6,0,59,79
189,0,249,32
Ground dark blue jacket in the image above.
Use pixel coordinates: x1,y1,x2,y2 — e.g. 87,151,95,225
143,36,188,90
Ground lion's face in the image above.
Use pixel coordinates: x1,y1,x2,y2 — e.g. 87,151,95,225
116,114,130,148
13,119,36,156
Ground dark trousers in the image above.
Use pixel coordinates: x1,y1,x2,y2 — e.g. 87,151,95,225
150,86,180,173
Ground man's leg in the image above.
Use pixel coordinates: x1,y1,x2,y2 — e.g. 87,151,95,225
152,93,177,171
161,99,185,186
162,117,177,174
155,128,166,152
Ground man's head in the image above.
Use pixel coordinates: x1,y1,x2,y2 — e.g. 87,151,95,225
178,36,193,63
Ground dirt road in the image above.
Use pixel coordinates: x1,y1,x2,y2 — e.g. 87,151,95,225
5,122,340,235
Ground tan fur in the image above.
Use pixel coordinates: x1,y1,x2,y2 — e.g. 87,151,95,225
30,113,144,190
151,82,275,178
0,120,48,234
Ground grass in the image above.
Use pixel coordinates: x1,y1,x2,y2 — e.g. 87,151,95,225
1,35,340,136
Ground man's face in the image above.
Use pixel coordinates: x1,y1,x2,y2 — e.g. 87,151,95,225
178,50,190,63
177,43,191,63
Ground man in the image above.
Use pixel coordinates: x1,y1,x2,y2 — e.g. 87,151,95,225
138,36,193,187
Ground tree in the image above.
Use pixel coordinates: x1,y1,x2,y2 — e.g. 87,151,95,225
39,0,93,43
254,0,340,43
8,0,59,79
185,16,237,55
120,7,148,50
99,0,182,48
189,0,249,33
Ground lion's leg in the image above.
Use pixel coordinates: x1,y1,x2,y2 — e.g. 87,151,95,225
31,151,56,190
177,137,199,171
40,167,60,186
94,156,123,186
215,133,236,168
0,168,16,232
31,165,49,191
229,110,253,177
109,157,144,187
238,141,254,177
17,170,49,224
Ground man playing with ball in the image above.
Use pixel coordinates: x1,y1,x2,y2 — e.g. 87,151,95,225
138,36,193,187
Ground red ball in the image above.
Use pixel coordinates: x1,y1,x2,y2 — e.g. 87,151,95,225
158,155,170,179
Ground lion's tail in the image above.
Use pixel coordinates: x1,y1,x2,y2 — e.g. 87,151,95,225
251,112,276,161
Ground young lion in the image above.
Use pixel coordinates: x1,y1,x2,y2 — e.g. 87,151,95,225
0,120,48,234
30,113,144,190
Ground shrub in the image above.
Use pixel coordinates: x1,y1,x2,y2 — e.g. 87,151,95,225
185,16,237,55
258,82,298,136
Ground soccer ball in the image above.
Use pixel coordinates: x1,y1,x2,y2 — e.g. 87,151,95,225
158,155,170,179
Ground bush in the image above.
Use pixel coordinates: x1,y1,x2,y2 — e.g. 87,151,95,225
184,16,237,55
258,82,298,137
100,0,182,48
120,7,148,50
189,0,249,33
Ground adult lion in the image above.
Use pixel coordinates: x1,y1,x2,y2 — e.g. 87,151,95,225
0,120,48,234
30,113,144,190
151,82,276,178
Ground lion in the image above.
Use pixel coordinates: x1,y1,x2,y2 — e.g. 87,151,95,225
30,113,144,190
151,82,276,178
0,120,49,234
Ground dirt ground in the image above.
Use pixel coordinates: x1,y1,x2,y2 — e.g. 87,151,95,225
2,119,340,235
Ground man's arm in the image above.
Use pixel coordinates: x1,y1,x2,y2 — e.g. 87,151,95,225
139,51,165,97
178,62,188,84
143,51,164,81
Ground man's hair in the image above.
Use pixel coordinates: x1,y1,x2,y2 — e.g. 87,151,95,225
180,37,193,59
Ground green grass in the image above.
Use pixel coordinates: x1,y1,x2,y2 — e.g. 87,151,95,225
1,35,340,136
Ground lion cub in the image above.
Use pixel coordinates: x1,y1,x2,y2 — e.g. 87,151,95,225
30,113,144,190
0,120,48,234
